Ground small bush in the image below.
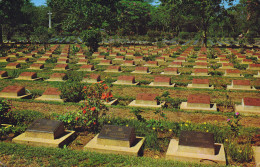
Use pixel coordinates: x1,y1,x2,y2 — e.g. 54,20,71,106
66,71,83,82
59,82,84,102
30,89,44,99
7,110,45,125
209,71,223,76
46,57,57,63
234,64,247,70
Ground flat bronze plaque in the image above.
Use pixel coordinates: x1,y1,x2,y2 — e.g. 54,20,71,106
179,131,214,148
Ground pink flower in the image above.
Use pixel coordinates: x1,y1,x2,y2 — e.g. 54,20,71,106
227,119,230,122
235,112,239,116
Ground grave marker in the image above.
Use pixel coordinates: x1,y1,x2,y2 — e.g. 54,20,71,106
13,119,75,148
84,125,145,156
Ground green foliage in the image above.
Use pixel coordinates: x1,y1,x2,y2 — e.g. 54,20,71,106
130,108,146,122
7,110,45,125
81,29,101,52
0,99,11,124
66,71,83,82
209,71,223,76
234,63,247,70
59,82,84,102
46,57,57,63
30,89,44,99
53,112,77,130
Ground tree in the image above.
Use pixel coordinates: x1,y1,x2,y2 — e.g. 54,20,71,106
81,29,102,52
0,0,29,43
116,0,152,35
160,0,234,47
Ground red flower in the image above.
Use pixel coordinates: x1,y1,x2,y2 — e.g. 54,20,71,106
104,86,108,90
83,110,86,114
99,81,103,83
75,117,79,121
93,122,96,125
90,107,96,111
101,93,106,99
83,86,87,89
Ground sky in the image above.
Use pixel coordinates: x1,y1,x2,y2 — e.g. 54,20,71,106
31,0,240,8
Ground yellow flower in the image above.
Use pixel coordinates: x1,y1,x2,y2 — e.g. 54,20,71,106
186,120,189,123
108,121,111,124
152,127,156,130
126,125,128,127
225,139,228,142
131,117,135,119
180,124,182,127
206,130,209,132
185,124,188,126
204,122,207,124
68,121,71,123
239,150,242,153
169,129,172,132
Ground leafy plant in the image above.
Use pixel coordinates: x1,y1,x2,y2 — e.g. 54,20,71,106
59,82,84,102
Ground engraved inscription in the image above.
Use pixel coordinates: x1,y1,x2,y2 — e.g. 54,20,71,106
98,125,135,141
179,131,214,148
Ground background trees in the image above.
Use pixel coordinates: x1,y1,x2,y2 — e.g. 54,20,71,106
0,0,259,46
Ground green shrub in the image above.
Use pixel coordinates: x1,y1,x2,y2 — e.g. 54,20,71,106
234,64,247,70
209,71,223,76
8,70,21,78
225,140,253,163
7,110,45,125
66,71,83,82
29,89,44,99
59,82,84,102
46,57,57,63
81,28,101,52
0,99,11,124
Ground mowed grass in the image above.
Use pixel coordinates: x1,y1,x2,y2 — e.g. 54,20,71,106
0,142,226,167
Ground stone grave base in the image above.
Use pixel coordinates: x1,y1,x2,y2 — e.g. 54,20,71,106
98,63,111,66
46,78,65,82
180,102,217,111
82,79,100,83
35,95,63,102
253,146,260,167
103,99,118,106
16,77,42,81
104,70,122,73
52,68,70,71
149,82,175,87
131,71,151,74
166,139,226,165
160,72,180,75
78,69,96,72
223,74,243,77
227,85,256,91
235,105,260,115
168,65,182,68
120,64,135,67
128,100,165,108
220,67,234,69
0,93,31,99
193,66,208,69
5,67,20,69
84,134,145,156
191,73,210,76
143,64,160,67
187,84,214,89
253,74,260,78
13,130,75,148
112,81,139,86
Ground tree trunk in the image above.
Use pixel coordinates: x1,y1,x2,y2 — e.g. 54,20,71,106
0,24,3,44
203,30,208,48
